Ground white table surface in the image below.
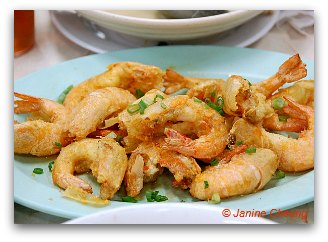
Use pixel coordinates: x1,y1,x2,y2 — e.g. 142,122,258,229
14,10,314,224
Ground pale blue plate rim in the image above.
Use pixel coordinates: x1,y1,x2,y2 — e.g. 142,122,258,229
14,45,314,219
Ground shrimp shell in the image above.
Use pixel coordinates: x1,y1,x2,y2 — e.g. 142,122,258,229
189,148,278,200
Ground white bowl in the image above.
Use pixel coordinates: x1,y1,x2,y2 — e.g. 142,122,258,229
64,203,276,224
76,10,263,41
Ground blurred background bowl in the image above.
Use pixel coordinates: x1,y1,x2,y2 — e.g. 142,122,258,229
76,10,263,41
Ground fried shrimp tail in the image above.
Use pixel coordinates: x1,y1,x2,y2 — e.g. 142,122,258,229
163,127,226,160
189,148,278,200
14,92,67,123
52,138,128,200
252,54,307,98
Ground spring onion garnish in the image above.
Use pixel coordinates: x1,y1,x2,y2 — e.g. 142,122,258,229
180,200,186,203
135,89,145,98
246,147,256,154
278,115,289,122
57,85,73,104
146,191,168,202
115,135,123,143
193,97,202,103
208,193,221,204
216,96,224,108
127,103,140,114
204,181,209,189
138,99,148,114
204,98,225,116
33,168,43,174
121,196,138,203
210,158,219,166
273,170,286,179
127,99,150,115
153,94,164,103
236,141,244,146
272,98,285,110
160,103,167,109
48,161,55,172
53,142,62,148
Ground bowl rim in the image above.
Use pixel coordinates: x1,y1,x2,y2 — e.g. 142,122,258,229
77,10,263,27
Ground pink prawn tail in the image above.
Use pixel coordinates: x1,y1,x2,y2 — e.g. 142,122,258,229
278,54,307,83
14,92,41,114
283,96,314,130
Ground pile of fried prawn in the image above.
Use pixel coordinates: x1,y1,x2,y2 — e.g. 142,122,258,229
14,54,314,205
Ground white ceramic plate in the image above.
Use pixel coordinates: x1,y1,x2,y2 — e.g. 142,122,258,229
64,203,276,224
76,10,262,41
50,10,280,53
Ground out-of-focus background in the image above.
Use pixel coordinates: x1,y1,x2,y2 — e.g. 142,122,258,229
14,10,314,79
14,10,314,224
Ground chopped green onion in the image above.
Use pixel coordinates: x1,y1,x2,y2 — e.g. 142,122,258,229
57,85,73,104
278,115,289,122
246,147,256,154
193,97,202,103
236,141,244,146
204,180,209,189
211,90,216,97
180,199,186,203
115,135,123,143
135,89,145,98
272,98,285,110
210,158,219,166
121,196,138,203
127,103,140,114
48,161,54,172
160,103,167,109
53,142,62,148
146,190,168,202
216,96,224,108
146,191,158,202
33,168,43,174
204,98,225,116
138,99,149,114
248,81,252,86
153,94,164,103
273,170,285,179
208,193,221,204
154,194,168,202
